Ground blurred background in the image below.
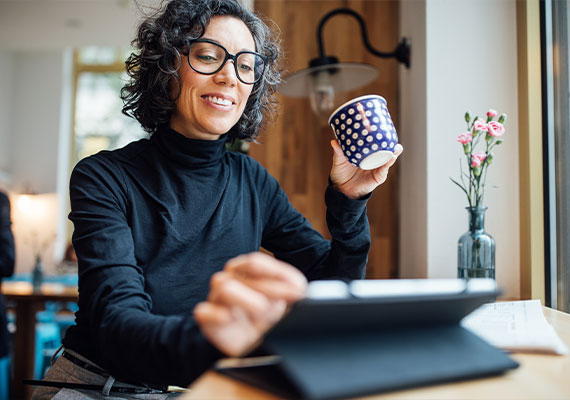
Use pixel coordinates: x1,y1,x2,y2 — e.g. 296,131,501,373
0,0,521,287
0,0,569,398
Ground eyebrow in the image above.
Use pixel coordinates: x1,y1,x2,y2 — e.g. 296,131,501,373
199,36,256,53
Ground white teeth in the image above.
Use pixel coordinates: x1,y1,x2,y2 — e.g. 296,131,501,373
206,96,232,106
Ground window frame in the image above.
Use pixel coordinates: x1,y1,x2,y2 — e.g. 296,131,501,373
540,0,570,312
517,0,546,304
70,48,129,167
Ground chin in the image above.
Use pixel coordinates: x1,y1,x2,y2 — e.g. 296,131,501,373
208,120,240,136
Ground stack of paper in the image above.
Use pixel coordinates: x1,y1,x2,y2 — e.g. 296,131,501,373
461,299,568,355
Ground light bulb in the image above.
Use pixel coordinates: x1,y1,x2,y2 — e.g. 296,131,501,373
17,195,33,213
309,71,336,120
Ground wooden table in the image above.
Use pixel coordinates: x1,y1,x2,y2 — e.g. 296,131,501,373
185,307,570,399
2,281,78,400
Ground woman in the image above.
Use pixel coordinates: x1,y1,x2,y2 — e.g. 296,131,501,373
34,0,402,397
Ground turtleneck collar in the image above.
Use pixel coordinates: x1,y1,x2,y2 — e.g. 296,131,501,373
152,125,229,168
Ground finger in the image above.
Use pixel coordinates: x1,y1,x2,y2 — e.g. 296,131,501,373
330,140,348,166
225,253,307,297
228,272,306,303
383,154,398,169
231,274,306,303
194,301,260,357
374,144,403,173
209,272,274,317
368,156,396,185
393,143,404,157
193,301,233,326
205,275,290,336
330,139,344,157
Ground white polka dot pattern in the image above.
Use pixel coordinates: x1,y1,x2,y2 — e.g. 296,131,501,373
328,95,398,168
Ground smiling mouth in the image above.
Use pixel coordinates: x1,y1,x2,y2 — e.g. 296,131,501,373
203,95,234,106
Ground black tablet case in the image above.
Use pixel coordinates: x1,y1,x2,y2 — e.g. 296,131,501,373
217,288,519,400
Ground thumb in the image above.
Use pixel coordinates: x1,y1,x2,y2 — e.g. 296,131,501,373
330,140,345,159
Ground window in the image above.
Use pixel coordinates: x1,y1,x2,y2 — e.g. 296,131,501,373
542,0,570,312
72,47,146,164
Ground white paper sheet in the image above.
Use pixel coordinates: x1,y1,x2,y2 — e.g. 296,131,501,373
461,299,568,355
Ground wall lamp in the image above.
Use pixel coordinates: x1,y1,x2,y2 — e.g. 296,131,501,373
278,8,411,119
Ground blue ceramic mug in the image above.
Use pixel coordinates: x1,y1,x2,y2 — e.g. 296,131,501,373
328,95,398,170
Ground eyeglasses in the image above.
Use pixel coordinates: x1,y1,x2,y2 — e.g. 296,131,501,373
185,39,266,85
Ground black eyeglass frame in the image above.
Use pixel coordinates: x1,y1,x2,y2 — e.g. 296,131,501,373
184,38,267,85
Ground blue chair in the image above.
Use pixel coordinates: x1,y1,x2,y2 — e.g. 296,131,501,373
34,303,62,380
44,274,78,287
2,307,15,400
0,356,10,400
34,323,60,380
56,313,76,338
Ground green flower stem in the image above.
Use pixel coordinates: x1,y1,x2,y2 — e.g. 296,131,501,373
457,160,472,206
464,154,471,207
455,112,505,209
480,164,489,205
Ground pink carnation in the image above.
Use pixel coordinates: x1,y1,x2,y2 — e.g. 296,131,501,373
487,121,505,137
471,152,487,167
457,132,472,144
487,109,498,118
473,119,488,132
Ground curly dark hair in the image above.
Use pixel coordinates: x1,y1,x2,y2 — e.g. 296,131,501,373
121,0,282,141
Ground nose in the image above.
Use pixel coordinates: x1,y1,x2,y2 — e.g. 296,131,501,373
213,59,238,87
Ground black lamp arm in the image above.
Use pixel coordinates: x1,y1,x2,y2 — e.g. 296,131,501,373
316,7,410,68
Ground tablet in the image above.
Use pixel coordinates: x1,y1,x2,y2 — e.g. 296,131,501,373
266,278,500,337
217,278,517,400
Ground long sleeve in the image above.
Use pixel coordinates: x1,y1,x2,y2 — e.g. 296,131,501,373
64,158,222,387
259,167,370,281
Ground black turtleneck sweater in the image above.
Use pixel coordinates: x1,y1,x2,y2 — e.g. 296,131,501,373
63,126,371,387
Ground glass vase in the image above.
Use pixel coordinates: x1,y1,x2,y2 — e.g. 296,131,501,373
32,255,44,292
457,207,495,279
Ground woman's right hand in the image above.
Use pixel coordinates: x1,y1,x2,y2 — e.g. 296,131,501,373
194,252,307,357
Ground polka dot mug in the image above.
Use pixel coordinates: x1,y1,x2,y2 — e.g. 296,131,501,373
328,95,398,170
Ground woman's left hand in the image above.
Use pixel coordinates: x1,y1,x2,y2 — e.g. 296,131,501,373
194,252,307,357
329,140,404,199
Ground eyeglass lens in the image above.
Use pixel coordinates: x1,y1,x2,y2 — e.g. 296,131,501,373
188,41,265,84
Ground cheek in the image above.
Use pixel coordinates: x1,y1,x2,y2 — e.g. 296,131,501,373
239,87,254,111
177,78,201,113
178,66,201,98
174,89,191,118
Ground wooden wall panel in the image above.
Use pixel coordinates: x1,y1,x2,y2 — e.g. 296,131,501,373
252,0,401,278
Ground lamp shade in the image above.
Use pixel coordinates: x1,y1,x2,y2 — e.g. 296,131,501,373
279,62,378,98
277,7,410,118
